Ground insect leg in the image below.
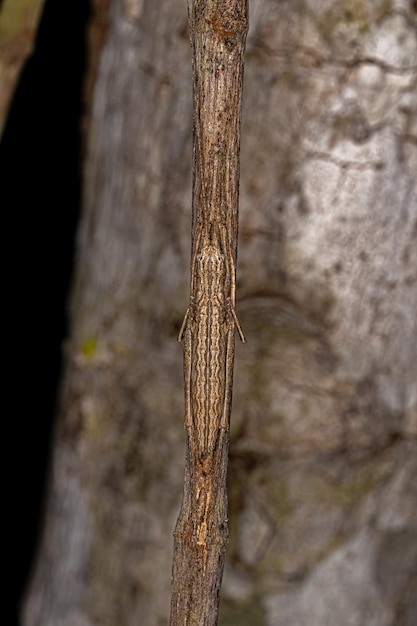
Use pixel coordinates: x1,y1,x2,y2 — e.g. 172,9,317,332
178,225,203,342
183,326,193,433
232,307,246,344
220,328,235,432
178,307,190,342
219,223,246,343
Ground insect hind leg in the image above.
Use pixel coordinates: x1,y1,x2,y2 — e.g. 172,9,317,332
232,307,246,343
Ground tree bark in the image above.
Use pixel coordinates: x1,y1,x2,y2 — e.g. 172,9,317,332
0,0,45,137
22,1,417,625
170,2,248,625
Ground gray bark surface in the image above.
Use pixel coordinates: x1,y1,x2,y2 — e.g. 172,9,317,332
23,1,417,625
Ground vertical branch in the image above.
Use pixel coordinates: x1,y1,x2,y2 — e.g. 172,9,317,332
190,0,248,251
170,1,248,625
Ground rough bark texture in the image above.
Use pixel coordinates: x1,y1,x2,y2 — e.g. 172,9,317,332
171,436,230,626
170,4,248,623
23,1,417,626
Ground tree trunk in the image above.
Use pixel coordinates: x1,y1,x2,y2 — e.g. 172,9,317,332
23,1,417,626
0,0,45,137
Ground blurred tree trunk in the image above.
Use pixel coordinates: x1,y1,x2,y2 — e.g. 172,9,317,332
0,0,45,136
23,1,417,626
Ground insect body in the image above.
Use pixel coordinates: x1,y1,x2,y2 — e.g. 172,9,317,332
179,221,245,458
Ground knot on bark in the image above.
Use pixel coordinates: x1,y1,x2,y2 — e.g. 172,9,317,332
197,1,248,47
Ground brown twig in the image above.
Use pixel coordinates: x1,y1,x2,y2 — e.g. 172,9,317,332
170,1,248,624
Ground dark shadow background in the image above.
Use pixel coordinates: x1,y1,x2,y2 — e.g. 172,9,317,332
0,1,90,623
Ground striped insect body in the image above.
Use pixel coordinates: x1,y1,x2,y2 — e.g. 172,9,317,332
179,220,245,457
